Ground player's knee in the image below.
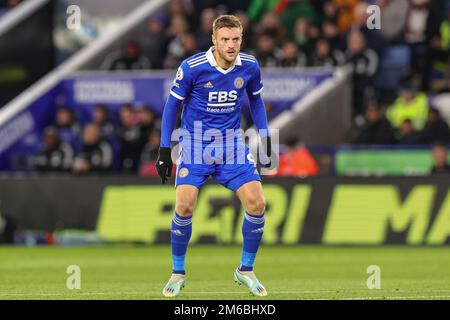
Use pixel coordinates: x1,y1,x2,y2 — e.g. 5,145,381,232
175,201,195,216
246,198,266,215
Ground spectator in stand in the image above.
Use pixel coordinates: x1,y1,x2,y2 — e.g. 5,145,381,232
257,12,287,46
164,15,190,68
350,1,387,54
404,0,431,52
423,8,450,91
279,0,317,34
72,123,113,174
104,41,151,70
353,104,396,145
425,0,450,90
165,32,199,68
280,41,307,68
117,104,143,172
322,19,344,51
386,83,429,130
92,104,115,139
182,33,199,59
306,23,321,57
334,0,359,35
190,0,219,17
276,136,320,178
34,127,74,173
253,32,282,68
396,119,421,145
246,0,280,23
437,10,450,52
404,0,431,88
309,38,343,67
293,17,315,57
54,106,81,150
189,0,250,15
377,0,409,43
217,0,252,14
419,107,450,144
196,8,218,51
137,106,156,149
322,0,339,24
430,142,450,174
345,31,379,116
140,14,168,69
233,10,252,50
168,0,195,26
139,130,162,177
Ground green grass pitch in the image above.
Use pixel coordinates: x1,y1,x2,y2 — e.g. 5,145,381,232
1,245,449,300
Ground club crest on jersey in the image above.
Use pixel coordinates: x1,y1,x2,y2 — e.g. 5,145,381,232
178,168,189,178
176,67,183,81
204,81,214,88
234,77,244,89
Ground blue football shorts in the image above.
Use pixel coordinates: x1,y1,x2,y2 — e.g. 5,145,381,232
174,142,261,192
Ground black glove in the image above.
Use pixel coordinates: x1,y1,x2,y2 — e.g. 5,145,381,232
156,147,173,184
260,136,272,168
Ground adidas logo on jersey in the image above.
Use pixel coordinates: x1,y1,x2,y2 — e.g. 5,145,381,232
204,81,214,88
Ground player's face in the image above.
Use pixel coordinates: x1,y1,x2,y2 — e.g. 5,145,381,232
212,27,242,64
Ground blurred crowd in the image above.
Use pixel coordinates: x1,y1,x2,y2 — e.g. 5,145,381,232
32,0,450,176
102,0,450,144
34,105,163,176
100,0,450,138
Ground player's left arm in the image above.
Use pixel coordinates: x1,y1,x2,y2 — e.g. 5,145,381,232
246,62,272,167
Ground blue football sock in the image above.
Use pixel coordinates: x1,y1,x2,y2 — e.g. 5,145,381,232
239,211,265,271
171,212,192,274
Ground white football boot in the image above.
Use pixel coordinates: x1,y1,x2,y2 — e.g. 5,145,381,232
234,268,267,296
162,273,185,297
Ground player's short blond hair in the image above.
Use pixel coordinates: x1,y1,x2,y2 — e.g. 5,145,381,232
212,15,243,35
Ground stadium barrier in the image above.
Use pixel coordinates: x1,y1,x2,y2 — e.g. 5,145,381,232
269,67,352,146
64,69,333,118
335,145,450,176
0,0,50,37
1,176,449,245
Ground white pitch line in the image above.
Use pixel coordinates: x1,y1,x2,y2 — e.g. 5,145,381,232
1,290,450,298
0,292,157,297
340,296,450,300
0,291,362,297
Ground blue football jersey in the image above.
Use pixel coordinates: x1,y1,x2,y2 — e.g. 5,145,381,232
170,47,263,145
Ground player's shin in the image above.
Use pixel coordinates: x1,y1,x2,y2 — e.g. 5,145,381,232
171,213,192,274
239,211,265,271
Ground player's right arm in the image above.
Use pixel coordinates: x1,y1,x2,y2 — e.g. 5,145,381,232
156,61,192,184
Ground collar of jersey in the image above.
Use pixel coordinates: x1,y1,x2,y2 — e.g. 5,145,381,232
206,46,242,75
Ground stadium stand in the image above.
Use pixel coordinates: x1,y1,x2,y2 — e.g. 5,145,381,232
0,0,449,177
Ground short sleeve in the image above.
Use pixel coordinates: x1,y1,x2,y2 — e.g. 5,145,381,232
170,61,192,100
246,62,264,96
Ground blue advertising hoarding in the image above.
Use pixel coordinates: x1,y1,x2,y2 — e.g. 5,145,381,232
0,70,333,171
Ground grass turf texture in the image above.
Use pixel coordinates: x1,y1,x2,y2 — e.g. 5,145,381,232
0,246,449,300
